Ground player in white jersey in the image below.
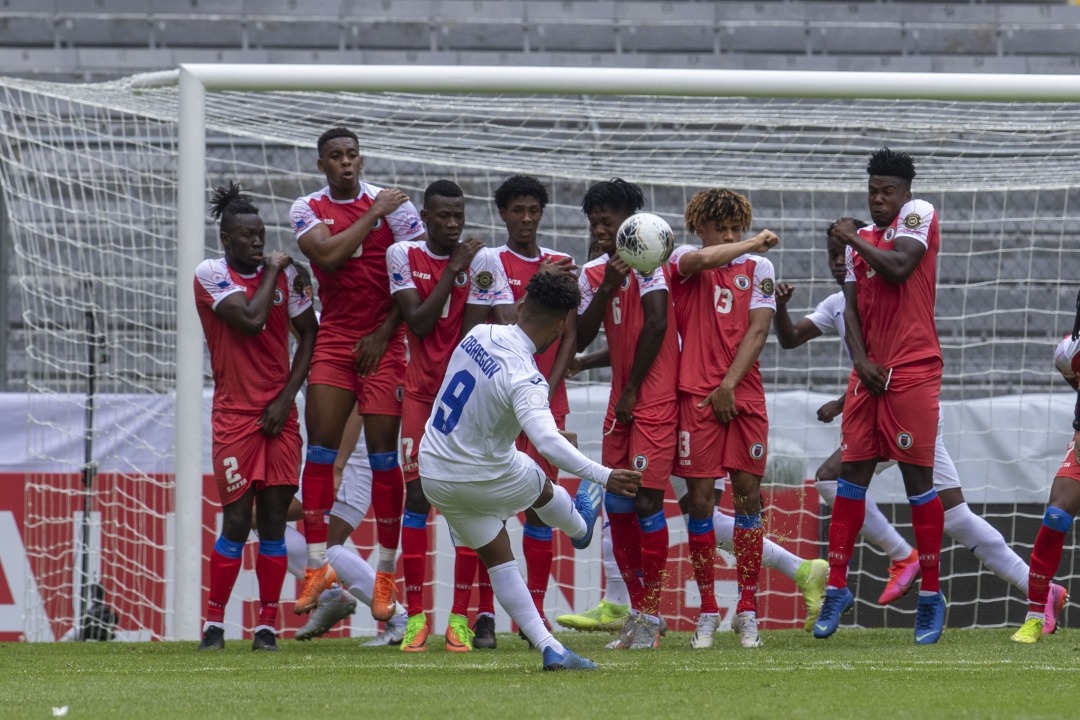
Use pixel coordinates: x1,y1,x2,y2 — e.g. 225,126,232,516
419,271,642,671
773,219,1065,633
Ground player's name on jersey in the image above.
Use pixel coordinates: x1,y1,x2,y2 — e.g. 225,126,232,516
459,336,502,379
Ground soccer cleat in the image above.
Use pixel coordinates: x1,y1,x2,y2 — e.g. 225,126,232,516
732,612,763,648
295,586,358,640
251,628,280,651
542,646,599,671
690,613,720,649
1043,583,1068,635
472,613,497,650
371,570,398,622
556,599,631,632
914,592,947,645
294,565,337,615
796,558,829,633
571,482,604,550
361,611,407,647
401,614,429,652
625,613,661,650
198,625,225,651
813,586,854,639
1011,617,1045,644
445,613,474,652
878,550,921,606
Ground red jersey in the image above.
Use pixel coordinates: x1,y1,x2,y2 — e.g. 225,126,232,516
387,242,513,401
495,245,572,417
1054,334,1080,381
668,247,776,398
290,182,425,339
194,258,312,418
578,255,678,411
844,199,941,369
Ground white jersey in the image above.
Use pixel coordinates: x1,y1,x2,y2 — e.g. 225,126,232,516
418,323,610,485
1054,334,1080,381
805,290,850,358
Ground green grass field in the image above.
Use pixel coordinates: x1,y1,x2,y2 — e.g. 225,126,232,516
1,628,1075,720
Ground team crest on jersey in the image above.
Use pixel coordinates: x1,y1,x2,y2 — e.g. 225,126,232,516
273,288,284,305
633,454,649,471
621,275,632,290
372,217,383,230
734,275,751,291
903,213,921,229
395,384,404,402
896,432,914,450
749,442,765,460
883,227,896,242
454,272,468,287
758,278,774,297
475,270,494,290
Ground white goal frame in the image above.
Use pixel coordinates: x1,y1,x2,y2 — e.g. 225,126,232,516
148,63,1080,641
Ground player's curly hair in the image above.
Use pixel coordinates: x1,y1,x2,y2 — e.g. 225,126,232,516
867,147,916,184
580,177,645,217
684,188,752,235
524,271,580,319
494,175,548,210
425,179,464,204
208,182,259,228
317,126,359,157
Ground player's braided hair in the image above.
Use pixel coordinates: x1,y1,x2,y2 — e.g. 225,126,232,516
524,271,580,318
580,177,645,217
494,175,548,210
684,188,752,235
867,146,916,184
208,182,259,228
317,126,359,156
424,179,464,204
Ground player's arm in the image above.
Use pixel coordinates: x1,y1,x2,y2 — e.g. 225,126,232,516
843,280,888,395
772,282,823,349
830,218,924,284
518,408,638,496
614,288,669,424
547,309,577,403
700,306,772,423
296,189,413,272
353,304,402,377
576,255,630,351
399,239,484,339
675,230,779,276
569,348,611,377
817,392,846,423
214,252,291,335
259,304,317,436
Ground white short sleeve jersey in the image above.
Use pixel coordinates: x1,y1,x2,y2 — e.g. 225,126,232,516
1054,334,1080,381
806,290,847,338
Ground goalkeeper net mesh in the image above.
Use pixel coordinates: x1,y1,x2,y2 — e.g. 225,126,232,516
0,74,1077,640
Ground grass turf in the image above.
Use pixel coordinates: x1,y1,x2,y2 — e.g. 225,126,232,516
0,628,1075,719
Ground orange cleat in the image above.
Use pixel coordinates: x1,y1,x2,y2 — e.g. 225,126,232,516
371,570,398,622
878,549,920,606
294,565,337,615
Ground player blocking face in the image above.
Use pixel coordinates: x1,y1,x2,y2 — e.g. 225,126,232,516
194,184,318,651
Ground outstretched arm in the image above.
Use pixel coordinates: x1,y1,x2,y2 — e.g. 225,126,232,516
676,231,778,276
772,282,823,349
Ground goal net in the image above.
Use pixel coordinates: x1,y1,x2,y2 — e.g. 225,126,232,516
0,68,1078,641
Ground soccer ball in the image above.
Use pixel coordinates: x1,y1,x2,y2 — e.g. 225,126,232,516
615,213,675,274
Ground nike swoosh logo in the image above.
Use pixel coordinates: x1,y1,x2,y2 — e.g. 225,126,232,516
815,623,830,633
915,632,936,642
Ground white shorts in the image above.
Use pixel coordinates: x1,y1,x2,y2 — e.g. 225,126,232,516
329,438,372,530
873,412,960,491
422,451,546,550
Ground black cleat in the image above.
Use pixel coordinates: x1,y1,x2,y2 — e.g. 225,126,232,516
472,613,496,650
198,625,225,651
251,628,280,651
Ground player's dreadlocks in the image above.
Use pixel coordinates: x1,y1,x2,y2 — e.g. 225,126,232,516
524,270,580,320
494,175,548,210
208,182,259,229
580,177,645,217
425,178,464,204
867,147,916,184
684,188,752,235
317,126,359,156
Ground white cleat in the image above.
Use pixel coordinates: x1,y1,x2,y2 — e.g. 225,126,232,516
362,611,407,647
732,611,763,648
295,587,357,640
690,613,720,649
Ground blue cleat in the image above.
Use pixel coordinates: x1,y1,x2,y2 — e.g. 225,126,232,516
570,482,604,550
813,587,854,639
542,646,599,671
914,592,947,645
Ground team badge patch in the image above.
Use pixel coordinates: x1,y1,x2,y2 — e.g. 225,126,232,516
273,288,284,305
454,271,468,287
526,390,547,408
734,275,751,291
372,217,383,230
475,270,494,290
749,442,765,460
621,275,632,290
633,454,649,471
903,213,921,229
758,278,774,297
896,432,913,450
883,227,896,242
395,384,404,402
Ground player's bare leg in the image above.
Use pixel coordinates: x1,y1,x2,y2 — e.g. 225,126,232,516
365,412,406,621
729,469,765,648
898,462,947,645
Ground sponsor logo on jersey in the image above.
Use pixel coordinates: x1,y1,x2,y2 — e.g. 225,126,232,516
454,271,469,287
749,442,765,460
273,289,284,305
412,271,432,280
395,384,404,402
633,454,649,470
896,432,913,450
903,213,921,229
320,218,335,226
530,376,544,385
883,227,896,242
758,278,774,297
734,275,751,291
475,271,495,290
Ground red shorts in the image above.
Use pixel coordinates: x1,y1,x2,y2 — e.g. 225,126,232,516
1055,441,1080,482
211,411,301,506
517,414,567,482
308,331,406,417
602,400,678,492
401,394,435,483
676,392,768,478
841,358,941,467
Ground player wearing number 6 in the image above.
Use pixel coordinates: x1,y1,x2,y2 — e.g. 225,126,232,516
419,271,642,671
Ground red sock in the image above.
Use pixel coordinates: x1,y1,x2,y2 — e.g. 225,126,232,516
372,463,405,553
1028,524,1067,613
401,509,429,617
909,492,944,594
255,544,288,627
452,546,479,617
607,510,645,610
206,538,244,624
477,564,495,616
827,480,867,589
301,459,333,546
687,519,718,615
733,514,764,615
522,524,553,616
639,512,669,618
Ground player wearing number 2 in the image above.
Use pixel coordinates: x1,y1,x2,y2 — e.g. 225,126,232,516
419,271,642,671
194,184,317,651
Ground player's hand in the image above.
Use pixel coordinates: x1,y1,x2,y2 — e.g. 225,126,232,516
854,359,889,396
538,255,578,278
565,355,584,378
775,282,795,307
614,386,637,425
750,229,779,253
606,469,642,497
558,429,579,448
353,329,390,376
699,384,737,423
600,253,631,291
257,394,292,436
816,399,844,423
263,251,292,273
370,188,410,218
449,238,484,274
829,218,860,246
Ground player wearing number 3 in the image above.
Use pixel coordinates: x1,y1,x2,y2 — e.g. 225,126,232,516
419,271,642,671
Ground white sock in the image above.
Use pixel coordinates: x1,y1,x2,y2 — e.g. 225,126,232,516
487,560,563,655
326,544,376,607
601,520,630,606
532,485,586,539
818,479,912,561
283,526,308,580
377,547,397,574
944,502,1029,592
307,541,327,569
713,508,801,579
